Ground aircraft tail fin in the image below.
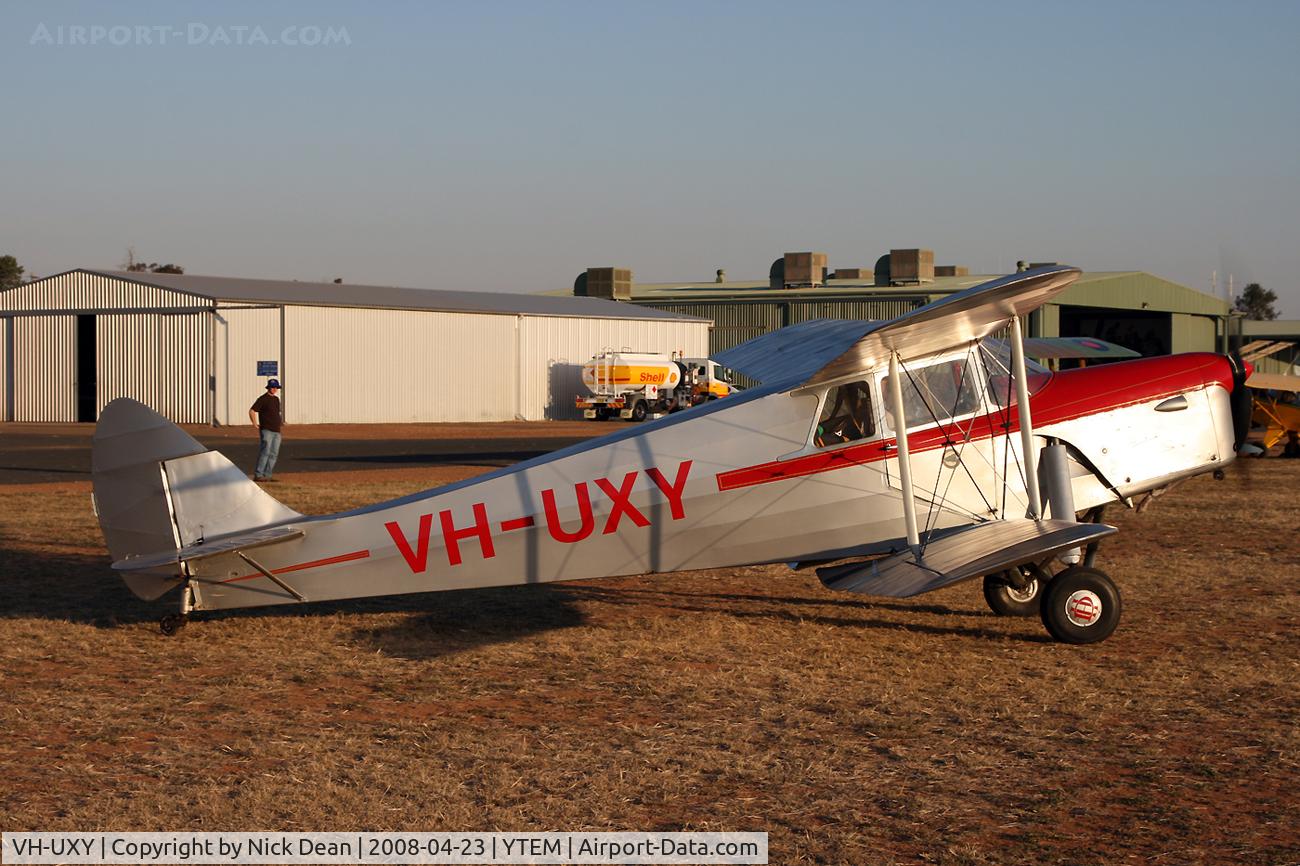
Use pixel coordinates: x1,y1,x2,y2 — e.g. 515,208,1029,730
92,398,302,600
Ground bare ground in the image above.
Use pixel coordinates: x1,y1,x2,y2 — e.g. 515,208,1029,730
0,447,1297,865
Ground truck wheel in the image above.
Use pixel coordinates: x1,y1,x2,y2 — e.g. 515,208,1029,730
630,400,648,422
594,407,611,421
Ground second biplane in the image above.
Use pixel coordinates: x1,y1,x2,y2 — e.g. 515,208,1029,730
1239,339,1300,455
91,266,1253,644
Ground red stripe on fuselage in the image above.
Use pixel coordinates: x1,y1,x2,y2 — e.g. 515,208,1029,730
220,549,371,584
715,353,1231,492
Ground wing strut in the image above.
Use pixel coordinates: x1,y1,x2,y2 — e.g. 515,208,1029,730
236,551,308,602
887,351,922,554
1010,315,1043,519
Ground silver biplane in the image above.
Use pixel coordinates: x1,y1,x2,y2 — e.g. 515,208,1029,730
92,266,1252,643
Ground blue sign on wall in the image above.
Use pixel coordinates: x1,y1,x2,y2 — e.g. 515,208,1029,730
257,361,279,377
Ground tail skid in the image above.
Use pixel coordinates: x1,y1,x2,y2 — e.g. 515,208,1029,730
92,399,302,601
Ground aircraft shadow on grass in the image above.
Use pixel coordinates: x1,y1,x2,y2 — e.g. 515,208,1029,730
555,584,1054,644
0,546,587,654
0,545,1041,648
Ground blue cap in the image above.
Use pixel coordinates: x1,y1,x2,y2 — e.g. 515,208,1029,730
267,379,281,389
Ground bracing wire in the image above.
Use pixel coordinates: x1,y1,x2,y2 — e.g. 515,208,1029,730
896,348,996,556
978,336,1030,517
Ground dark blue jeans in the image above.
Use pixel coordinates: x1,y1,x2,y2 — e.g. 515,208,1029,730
255,429,282,478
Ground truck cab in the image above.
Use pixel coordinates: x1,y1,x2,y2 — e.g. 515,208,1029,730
680,359,736,402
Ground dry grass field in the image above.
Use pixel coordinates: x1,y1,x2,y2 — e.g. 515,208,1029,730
1,441,1297,865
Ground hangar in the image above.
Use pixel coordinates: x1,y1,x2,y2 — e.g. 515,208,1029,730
1242,319,1300,376
0,269,709,424
576,251,1232,359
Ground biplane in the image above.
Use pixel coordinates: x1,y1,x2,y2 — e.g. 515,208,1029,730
91,266,1253,644
1239,339,1300,455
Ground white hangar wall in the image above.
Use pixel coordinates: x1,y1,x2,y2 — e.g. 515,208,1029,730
278,305,519,424
95,312,211,423
0,270,208,312
213,306,281,426
0,317,10,421
1,271,712,424
263,306,710,423
0,272,211,423
11,315,76,422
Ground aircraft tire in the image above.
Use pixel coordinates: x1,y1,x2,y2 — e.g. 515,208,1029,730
630,400,648,422
159,613,188,636
1040,566,1121,644
982,570,1041,616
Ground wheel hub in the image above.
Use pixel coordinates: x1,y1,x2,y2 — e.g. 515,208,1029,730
1006,579,1038,603
1065,589,1102,627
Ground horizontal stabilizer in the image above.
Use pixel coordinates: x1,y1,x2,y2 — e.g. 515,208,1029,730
1021,337,1140,360
112,526,305,572
818,519,1116,598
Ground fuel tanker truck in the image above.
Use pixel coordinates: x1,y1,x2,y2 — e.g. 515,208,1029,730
575,350,737,421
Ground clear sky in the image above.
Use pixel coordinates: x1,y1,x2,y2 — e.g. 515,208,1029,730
3,0,1298,314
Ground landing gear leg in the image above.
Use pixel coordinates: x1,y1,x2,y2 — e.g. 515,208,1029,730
1081,506,1106,568
160,577,196,636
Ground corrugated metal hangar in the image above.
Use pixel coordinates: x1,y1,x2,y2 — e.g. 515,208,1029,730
575,251,1234,359
0,269,710,424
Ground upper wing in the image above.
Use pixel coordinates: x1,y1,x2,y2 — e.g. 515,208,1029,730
713,265,1081,387
712,318,881,387
1247,371,1300,392
1241,340,1295,364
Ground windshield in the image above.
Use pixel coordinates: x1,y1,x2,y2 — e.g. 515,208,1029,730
979,340,1053,408
881,357,983,431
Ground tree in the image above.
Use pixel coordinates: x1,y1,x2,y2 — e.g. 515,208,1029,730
1234,282,1279,320
0,255,24,291
122,245,184,273
123,247,184,274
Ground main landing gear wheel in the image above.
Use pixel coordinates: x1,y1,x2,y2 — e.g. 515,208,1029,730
983,569,1043,617
1040,566,1121,644
159,613,189,636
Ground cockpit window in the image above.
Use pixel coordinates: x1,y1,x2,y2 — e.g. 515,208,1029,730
882,358,981,430
815,380,875,447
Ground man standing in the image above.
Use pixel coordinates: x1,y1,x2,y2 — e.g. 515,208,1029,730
249,378,284,482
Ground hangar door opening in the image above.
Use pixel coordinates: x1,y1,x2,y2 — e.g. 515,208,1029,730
1058,305,1171,362
77,315,97,422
